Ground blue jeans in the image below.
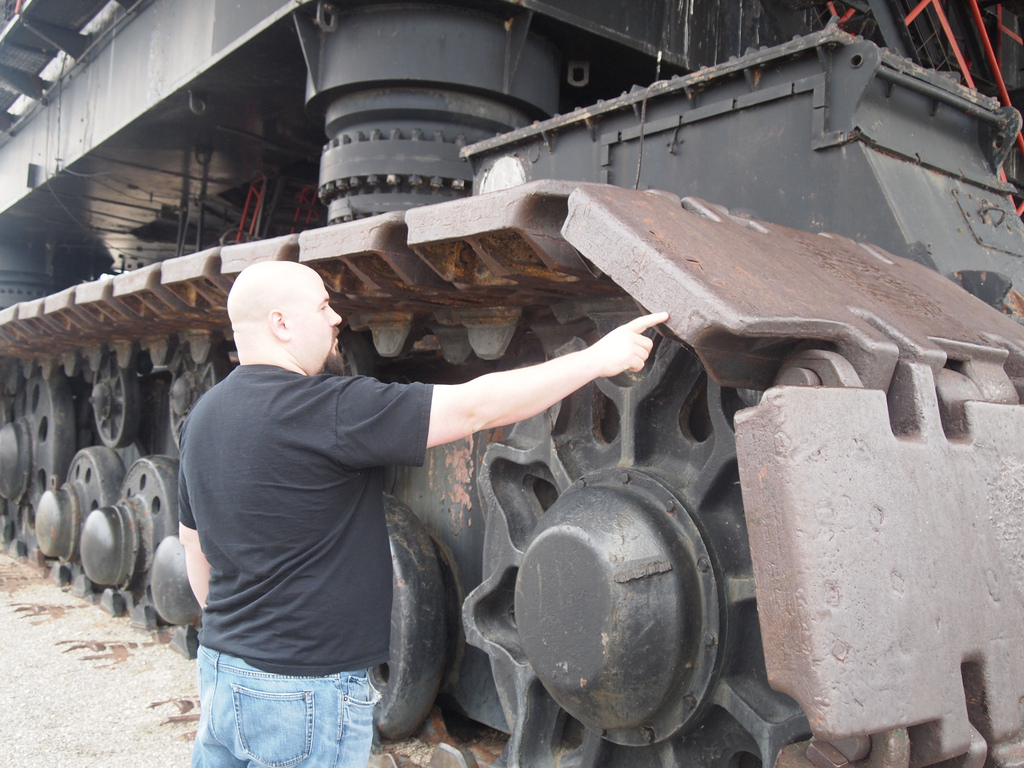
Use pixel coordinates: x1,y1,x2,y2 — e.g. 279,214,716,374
192,646,381,768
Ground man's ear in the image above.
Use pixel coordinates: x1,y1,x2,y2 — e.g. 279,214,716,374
268,309,291,342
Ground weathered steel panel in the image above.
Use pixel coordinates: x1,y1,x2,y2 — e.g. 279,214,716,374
560,184,1024,392
734,384,1024,760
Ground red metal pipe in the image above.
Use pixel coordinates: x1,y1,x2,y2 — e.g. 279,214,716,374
965,0,1024,212
905,0,931,26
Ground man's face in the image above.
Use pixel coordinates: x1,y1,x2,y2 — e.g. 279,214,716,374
287,274,343,375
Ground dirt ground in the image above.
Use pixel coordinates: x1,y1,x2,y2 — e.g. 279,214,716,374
0,553,505,768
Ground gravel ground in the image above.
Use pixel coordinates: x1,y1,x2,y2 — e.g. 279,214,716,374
0,555,198,767
0,554,505,768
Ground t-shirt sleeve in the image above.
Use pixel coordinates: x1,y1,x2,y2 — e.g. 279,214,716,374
334,378,433,469
177,421,197,529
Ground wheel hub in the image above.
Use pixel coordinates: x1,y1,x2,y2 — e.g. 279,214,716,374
151,535,200,626
81,502,140,588
91,380,112,420
0,419,30,500
515,469,719,745
36,486,78,561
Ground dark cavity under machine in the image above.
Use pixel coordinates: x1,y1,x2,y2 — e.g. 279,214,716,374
1,2,1024,768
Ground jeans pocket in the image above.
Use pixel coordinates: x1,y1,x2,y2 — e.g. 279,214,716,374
345,674,381,707
339,675,378,766
231,685,314,768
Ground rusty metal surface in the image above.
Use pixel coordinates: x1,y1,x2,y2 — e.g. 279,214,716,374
0,182,620,365
776,732,910,768
560,185,1024,393
735,383,1024,758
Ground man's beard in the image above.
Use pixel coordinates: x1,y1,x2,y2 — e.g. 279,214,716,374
320,344,347,376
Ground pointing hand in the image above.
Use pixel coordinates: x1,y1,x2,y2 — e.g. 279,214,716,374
589,312,670,377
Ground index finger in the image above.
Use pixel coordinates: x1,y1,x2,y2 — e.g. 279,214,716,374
626,311,669,333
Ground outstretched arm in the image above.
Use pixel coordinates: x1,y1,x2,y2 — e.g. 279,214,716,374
427,312,668,448
179,523,210,610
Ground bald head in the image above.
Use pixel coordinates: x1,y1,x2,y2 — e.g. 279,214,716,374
227,261,342,375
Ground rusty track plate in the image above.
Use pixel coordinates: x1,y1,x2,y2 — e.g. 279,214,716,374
560,185,1024,391
734,381,1024,760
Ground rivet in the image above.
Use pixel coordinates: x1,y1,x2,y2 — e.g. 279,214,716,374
704,632,717,648
620,471,631,485
697,557,710,573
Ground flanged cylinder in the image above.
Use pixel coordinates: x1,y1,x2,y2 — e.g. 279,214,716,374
151,535,200,626
513,469,720,746
0,420,31,501
80,501,141,588
298,2,559,222
36,447,126,562
36,487,79,561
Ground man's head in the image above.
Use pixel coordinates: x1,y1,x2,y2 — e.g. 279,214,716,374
227,261,344,375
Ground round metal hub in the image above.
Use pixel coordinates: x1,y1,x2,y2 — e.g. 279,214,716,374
36,486,78,561
515,469,719,746
81,502,140,588
37,446,126,563
0,419,30,501
151,535,200,626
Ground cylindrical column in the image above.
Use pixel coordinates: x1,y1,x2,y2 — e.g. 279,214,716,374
301,3,560,222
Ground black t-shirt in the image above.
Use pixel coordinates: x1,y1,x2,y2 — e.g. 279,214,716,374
178,364,433,676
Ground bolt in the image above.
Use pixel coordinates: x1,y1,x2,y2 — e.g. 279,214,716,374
704,632,717,648
666,502,677,515
409,175,423,187
620,471,631,485
697,557,710,573
430,176,443,189
451,179,466,191
684,694,697,710
641,726,655,743
386,174,399,186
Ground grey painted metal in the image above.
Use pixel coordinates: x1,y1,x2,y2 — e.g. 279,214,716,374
297,3,560,222
465,29,1024,294
36,446,125,563
493,0,778,71
0,0,315,270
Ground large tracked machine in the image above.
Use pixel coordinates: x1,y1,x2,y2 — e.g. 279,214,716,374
2,2,1024,767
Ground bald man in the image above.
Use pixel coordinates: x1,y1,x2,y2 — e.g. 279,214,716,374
178,261,667,768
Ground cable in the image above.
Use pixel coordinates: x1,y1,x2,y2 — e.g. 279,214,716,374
633,85,652,191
